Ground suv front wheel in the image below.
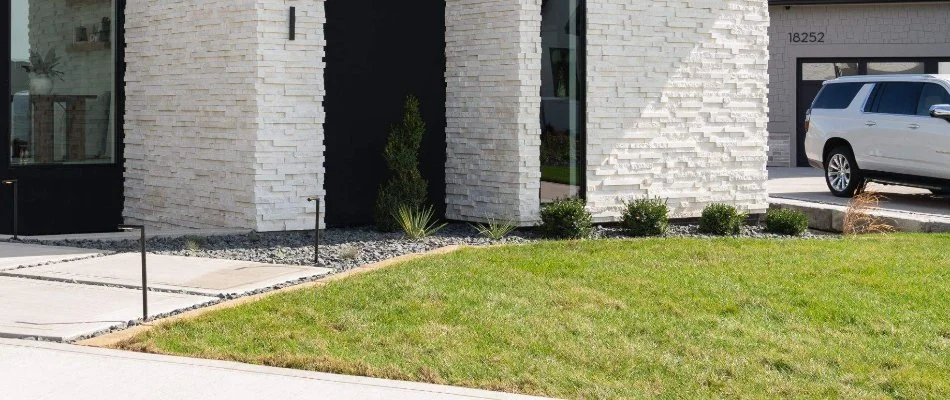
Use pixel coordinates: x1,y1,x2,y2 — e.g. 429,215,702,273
824,146,864,197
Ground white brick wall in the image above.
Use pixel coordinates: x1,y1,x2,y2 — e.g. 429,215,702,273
124,0,325,231
768,3,950,167
586,0,771,220
444,0,543,225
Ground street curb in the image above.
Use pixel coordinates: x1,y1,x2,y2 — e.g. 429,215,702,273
769,197,950,233
76,245,467,348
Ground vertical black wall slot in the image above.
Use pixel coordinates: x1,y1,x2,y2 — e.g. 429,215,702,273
289,6,296,40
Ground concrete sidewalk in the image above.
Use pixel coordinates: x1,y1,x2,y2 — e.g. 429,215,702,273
0,242,107,271
0,339,547,400
0,242,332,341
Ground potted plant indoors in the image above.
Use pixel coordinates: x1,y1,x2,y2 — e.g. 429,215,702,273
22,49,64,95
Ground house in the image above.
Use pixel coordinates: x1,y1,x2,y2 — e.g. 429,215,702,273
1,0,770,235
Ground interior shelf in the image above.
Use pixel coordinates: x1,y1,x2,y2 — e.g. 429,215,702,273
66,41,111,53
65,0,110,7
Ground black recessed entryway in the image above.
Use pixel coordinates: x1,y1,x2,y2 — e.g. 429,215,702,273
323,0,447,227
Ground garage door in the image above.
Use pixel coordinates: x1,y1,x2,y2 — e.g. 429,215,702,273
796,59,950,167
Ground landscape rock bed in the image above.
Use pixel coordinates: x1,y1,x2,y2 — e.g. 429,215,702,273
27,224,537,272
21,223,840,274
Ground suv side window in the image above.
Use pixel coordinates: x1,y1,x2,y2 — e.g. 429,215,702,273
812,82,864,109
868,82,924,115
916,83,950,116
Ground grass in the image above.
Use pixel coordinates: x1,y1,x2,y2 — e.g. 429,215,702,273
119,235,950,399
541,165,578,185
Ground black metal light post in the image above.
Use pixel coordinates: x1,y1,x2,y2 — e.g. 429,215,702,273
119,224,148,320
2,180,18,241
307,196,321,267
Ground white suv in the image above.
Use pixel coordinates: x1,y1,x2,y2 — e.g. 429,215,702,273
804,74,950,197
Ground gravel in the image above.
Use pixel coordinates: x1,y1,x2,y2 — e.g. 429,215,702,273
22,224,537,272
17,223,838,273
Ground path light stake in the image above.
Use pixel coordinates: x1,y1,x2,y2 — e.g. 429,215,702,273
119,224,147,320
2,180,17,240
307,196,321,267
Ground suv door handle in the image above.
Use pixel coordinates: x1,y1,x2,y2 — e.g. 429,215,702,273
908,123,920,129
865,121,877,127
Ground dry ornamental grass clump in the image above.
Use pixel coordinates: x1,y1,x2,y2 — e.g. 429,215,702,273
843,192,894,236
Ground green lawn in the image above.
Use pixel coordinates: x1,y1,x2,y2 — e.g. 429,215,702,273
120,235,950,399
541,165,576,185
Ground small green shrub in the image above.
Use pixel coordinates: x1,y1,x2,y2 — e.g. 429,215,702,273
395,205,447,240
375,95,429,232
540,198,593,239
621,197,669,237
699,204,746,236
764,208,809,236
183,235,205,251
339,245,361,260
471,218,518,241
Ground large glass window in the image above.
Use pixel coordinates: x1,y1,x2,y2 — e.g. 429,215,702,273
9,0,116,166
540,0,584,203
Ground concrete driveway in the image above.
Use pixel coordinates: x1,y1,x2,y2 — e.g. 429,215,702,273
768,168,950,231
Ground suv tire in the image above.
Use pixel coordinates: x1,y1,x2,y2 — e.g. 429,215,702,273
824,146,864,198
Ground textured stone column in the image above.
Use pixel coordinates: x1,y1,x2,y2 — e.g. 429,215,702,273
124,0,325,231
585,0,771,221
445,0,543,225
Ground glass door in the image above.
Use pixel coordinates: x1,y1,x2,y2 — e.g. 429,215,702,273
3,0,124,235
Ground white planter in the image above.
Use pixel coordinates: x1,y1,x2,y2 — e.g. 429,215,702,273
29,74,54,95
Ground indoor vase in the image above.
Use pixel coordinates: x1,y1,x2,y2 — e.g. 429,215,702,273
29,73,54,95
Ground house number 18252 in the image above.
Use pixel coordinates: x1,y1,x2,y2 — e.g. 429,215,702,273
789,32,825,43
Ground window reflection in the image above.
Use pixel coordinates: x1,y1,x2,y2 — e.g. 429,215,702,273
9,0,116,166
867,62,925,75
540,0,583,203
801,62,859,81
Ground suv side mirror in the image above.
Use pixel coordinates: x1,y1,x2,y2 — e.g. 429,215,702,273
930,104,950,121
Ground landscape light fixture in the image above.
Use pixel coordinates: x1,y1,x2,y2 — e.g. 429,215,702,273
307,196,322,267
119,224,148,320
2,180,18,240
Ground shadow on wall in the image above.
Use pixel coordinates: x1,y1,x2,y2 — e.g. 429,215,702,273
585,0,770,221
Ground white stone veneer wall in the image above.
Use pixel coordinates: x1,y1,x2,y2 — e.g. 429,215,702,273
445,0,543,225
767,3,950,167
586,0,771,221
124,0,325,231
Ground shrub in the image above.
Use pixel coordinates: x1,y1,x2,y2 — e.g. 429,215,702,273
339,245,361,260
183,235,205,251
395,205,447,240
471,218,518,241
764,208,809,236
620,197,669,237
843,192,894,236
375,95,429,232
699,204,746,236
540,198,593,239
